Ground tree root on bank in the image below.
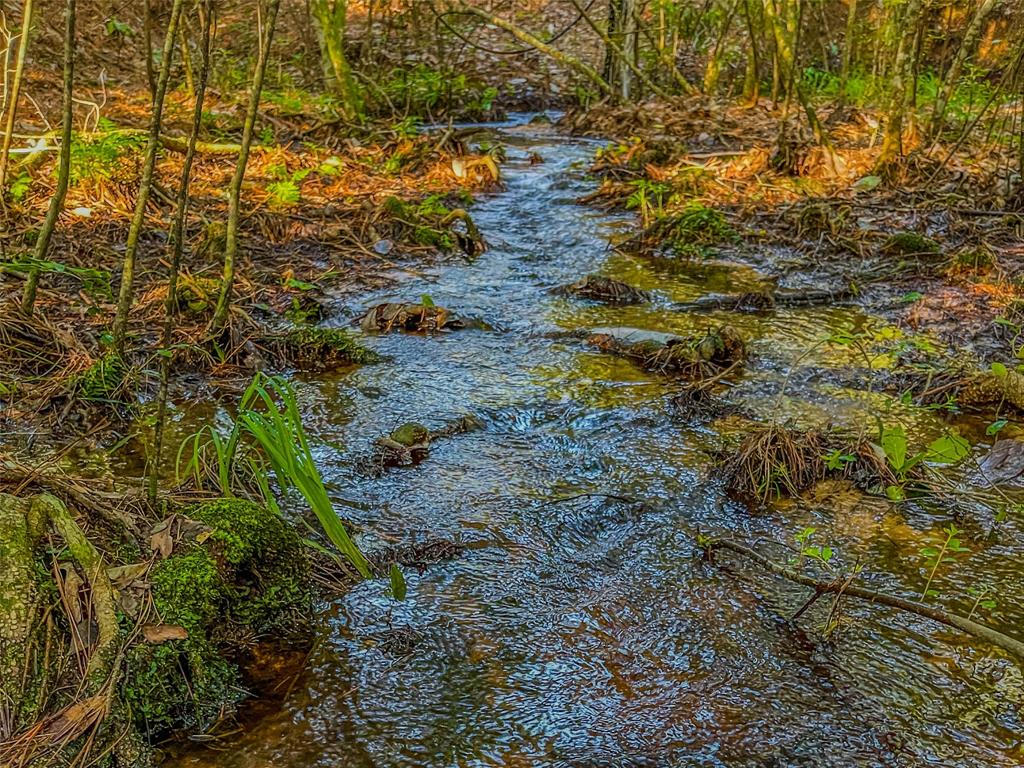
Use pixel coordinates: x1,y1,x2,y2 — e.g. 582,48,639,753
704,538,1024,660
0,493,124,767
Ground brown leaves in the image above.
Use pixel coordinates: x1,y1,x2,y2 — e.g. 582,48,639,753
142,624,188,644
359,302,454,334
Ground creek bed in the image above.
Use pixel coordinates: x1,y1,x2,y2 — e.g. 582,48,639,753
168,118,1024,768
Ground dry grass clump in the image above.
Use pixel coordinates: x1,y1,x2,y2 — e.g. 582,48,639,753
0,305,95,406
723,423,827,504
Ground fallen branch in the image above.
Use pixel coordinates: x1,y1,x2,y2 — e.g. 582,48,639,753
706,538,1024,660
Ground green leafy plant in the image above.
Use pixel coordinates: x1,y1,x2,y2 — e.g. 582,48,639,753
878,424,970,500
179,375,401,592
793,526,835,569
822,450,855,471
625,179,672,225
919,524,969,600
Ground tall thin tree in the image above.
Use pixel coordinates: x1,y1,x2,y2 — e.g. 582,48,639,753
150,0,214,505
111,0,186,352
0,0,33,193
211,0,281,330
19,0,71,316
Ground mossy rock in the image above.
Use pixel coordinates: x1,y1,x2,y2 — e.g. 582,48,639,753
280,327,380,369
881,231,941,258
389,422,430,447
589,325,746,377
124,499,310,736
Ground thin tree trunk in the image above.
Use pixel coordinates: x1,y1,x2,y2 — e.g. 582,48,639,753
0,0,33,193
621,0,637,100
19,0,72,316
143,0,155,98
874,0,925,173
837,0,857,104
111,0,186,352
567,0,670,99
456,5,612,96
309,0,363,118
212,0,281,330
179,21,195,98
742,0,761,104
150,1,213,505
927,0,998,140
703,0,740,95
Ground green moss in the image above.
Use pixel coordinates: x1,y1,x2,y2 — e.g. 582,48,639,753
72,352,129,402
390,422,429,447
125,499,310,737
283,326,381,368
882,231,941,258
177,275,221,314
666,202,735,257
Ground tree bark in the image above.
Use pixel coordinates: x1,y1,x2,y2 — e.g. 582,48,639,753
309,0,363,118
874,0,926,173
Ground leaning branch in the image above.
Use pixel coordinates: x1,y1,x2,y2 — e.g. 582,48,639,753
454,5,611,96
706,538,1024,660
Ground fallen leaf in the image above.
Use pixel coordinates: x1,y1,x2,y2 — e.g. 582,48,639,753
142,624,188,644
149,525,174,559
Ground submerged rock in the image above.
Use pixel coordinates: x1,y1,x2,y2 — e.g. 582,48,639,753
375,422,431,466
589,325,746,377
554,275,651,305
976,438,1024,486
364,415,484,474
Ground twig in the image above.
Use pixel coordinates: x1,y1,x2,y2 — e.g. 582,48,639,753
706,538,1024,659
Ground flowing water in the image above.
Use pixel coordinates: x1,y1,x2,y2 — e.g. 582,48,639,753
169,118,1024,768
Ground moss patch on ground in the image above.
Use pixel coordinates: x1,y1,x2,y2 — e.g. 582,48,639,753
280,326,381,369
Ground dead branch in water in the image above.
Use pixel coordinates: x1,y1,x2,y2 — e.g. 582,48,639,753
705,538,1024,660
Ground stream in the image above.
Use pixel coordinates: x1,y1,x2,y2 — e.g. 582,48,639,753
169,117,1024,768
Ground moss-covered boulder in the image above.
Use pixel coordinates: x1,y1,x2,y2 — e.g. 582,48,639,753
125,498,310,736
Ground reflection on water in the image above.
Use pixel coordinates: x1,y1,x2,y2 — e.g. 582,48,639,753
168,122,1024,768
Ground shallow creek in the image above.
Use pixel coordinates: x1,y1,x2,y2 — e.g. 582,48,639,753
169,118,1024,767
